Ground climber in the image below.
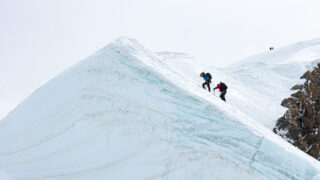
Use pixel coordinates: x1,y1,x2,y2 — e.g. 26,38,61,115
200,72,212,92
214,81,228,102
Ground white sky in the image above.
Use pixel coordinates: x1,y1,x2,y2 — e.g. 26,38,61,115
1,0,320,119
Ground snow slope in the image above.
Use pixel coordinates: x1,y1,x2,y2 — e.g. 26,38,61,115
222,39,320,128
0,37,320,179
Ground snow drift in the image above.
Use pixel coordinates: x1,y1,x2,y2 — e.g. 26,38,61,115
1,37,320,179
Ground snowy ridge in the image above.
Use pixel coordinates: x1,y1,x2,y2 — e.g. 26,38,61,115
0,37,320,179
222,38,320,129
229,38,320,66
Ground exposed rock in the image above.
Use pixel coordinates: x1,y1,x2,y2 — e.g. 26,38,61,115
281,97,298,108
291,84,303,90
300,70,311,79
274,63,320,161
291,91,304,99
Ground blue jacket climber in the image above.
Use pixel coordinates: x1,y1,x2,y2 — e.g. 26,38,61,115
200,72,212,92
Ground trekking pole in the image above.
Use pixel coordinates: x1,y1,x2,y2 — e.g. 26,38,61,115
213,89,215,95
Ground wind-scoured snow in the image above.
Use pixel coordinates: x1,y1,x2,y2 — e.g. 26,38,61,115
0,37,320,180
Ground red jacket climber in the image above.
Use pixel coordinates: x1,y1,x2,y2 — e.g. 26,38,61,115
214,82,228,102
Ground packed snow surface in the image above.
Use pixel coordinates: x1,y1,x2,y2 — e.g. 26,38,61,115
1,37,320,180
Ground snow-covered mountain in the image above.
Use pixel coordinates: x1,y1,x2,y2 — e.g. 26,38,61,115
1,37,320,180
224,38,320,128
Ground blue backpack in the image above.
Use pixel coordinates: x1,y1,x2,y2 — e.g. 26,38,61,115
206,73,212,80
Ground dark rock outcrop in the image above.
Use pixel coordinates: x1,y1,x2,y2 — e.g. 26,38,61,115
274,63,320,160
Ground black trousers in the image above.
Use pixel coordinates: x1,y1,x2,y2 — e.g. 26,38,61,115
220,90,227,102
202,80,211,92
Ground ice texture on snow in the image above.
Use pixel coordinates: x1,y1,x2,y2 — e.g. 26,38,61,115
0,37,320,179
0,169,11,180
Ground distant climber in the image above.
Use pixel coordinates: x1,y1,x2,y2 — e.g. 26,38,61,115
269,46,274,51
200,72,212,92
214,82,228,102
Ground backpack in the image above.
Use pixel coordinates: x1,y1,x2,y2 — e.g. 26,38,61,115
220,83,228,90
206,73,212,80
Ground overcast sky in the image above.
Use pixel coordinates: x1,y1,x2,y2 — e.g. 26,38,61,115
1,0,320,119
